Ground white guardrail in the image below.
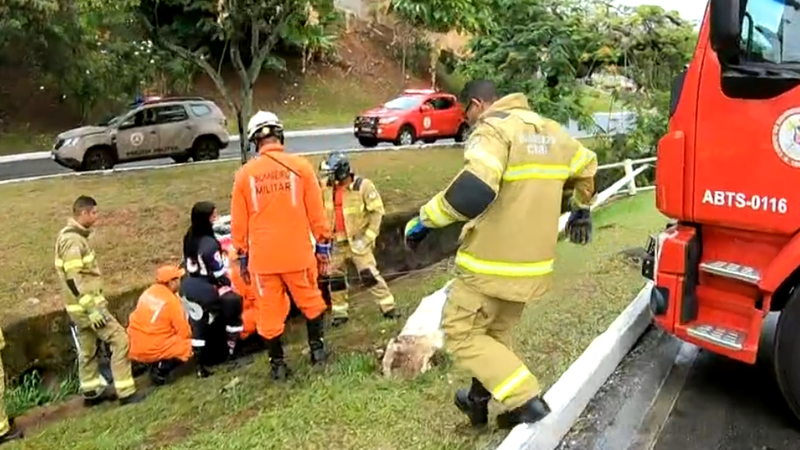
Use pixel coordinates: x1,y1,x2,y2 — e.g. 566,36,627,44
0,111,636,165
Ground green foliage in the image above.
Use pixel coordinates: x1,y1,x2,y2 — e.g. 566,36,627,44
389,0,493,34
4,370,79,418
0,0,195,120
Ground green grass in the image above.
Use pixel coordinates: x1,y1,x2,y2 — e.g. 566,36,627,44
0,128,53,157
6,191,665,450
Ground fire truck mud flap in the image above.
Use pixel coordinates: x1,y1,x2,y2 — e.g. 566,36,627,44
773,286,800,422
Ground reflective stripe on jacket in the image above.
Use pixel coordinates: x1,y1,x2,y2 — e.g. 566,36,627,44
419,93,598,302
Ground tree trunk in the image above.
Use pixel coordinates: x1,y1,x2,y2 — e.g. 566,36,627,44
238,85,253,165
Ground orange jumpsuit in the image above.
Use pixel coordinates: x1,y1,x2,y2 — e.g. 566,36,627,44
228,248,258,339
230,142,331,340
127,283,193,363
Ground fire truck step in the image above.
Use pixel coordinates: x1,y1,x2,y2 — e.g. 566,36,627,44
699,260,760,285
685,323,745,350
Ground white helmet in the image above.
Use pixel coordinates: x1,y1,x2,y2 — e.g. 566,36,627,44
247,110,284,142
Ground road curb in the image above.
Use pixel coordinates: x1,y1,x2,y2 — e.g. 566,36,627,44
496,282,653,450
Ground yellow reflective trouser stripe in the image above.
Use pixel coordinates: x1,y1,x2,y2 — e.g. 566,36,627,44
81,377,105,391
421,193,456,228
503,163,570,181
343,206,362,214
455,251,554,277
493,366,535,401
465,147,504,179
569,146,596,175
115,377,135,390
364,229,378,240
378,296,394,306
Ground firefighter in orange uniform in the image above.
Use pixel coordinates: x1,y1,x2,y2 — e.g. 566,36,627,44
127,265,193,386
230,110,333,381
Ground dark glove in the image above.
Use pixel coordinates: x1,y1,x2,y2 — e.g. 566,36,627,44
238,255,250,285
404,217,430,250
566,208,592,245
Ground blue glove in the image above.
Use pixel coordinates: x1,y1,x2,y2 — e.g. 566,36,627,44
238,254,250,285
404,217,430,250
566,208,592,245
315,242,332,259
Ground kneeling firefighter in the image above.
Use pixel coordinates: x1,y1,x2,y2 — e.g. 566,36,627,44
127,265,193,385
319,152,399,327
404,79,597,429
181,201,245,377
230,110,332,381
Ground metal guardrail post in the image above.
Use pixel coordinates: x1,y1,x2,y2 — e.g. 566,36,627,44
623,159,638,196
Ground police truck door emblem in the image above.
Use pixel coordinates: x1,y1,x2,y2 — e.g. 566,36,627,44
423,117,431,129
130,132,144,147
772,108,800,167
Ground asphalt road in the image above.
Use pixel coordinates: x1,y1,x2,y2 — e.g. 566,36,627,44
0,133,457,182
558,328,800,450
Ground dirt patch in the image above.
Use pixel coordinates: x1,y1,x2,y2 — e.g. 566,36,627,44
14,397,85,434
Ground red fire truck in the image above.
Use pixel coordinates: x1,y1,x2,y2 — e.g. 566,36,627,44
642,0,800,419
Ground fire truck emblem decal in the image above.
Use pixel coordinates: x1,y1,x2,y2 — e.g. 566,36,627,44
772,108,800,167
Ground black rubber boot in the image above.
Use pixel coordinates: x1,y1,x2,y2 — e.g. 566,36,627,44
266,336,290,381
0,419,23,445
150,359,181,386
383,309,401,320
454,378,492,427
82,385,116,407
193,347,214,379
496,396,551,429
306,315,328,365
331,317,349,328
118,391,147,406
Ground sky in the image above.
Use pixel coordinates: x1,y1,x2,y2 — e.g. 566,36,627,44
614,0,707,22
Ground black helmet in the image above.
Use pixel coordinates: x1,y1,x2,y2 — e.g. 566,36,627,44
321,152,351,182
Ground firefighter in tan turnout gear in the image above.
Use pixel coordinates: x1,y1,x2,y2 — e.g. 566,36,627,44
319,152,400,327
404,80,597,429
55,196,146,406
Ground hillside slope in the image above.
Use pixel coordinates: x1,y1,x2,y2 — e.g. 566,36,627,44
0,22,429,154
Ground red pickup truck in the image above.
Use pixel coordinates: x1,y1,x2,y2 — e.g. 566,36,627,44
354,89,470,148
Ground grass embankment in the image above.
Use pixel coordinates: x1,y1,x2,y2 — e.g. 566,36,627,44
0,147,466,323
5,192,664,450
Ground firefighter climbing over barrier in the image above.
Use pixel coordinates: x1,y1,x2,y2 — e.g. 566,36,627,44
404,79,597,429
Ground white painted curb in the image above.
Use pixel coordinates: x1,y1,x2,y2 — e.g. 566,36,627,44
496,283,653,450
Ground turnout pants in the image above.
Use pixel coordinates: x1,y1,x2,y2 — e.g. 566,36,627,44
328,241,395,319
441,278,541,410
184,291,243,366
254,267,327,339
71,315,137,399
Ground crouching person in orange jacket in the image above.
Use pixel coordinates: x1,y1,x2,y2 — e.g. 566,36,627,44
231,110,333,381
128,266,193,386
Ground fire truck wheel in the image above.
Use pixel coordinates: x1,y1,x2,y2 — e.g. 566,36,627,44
774,286,800,422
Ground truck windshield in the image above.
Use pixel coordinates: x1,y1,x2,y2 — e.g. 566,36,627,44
384,96,422,110
741,0,800,63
